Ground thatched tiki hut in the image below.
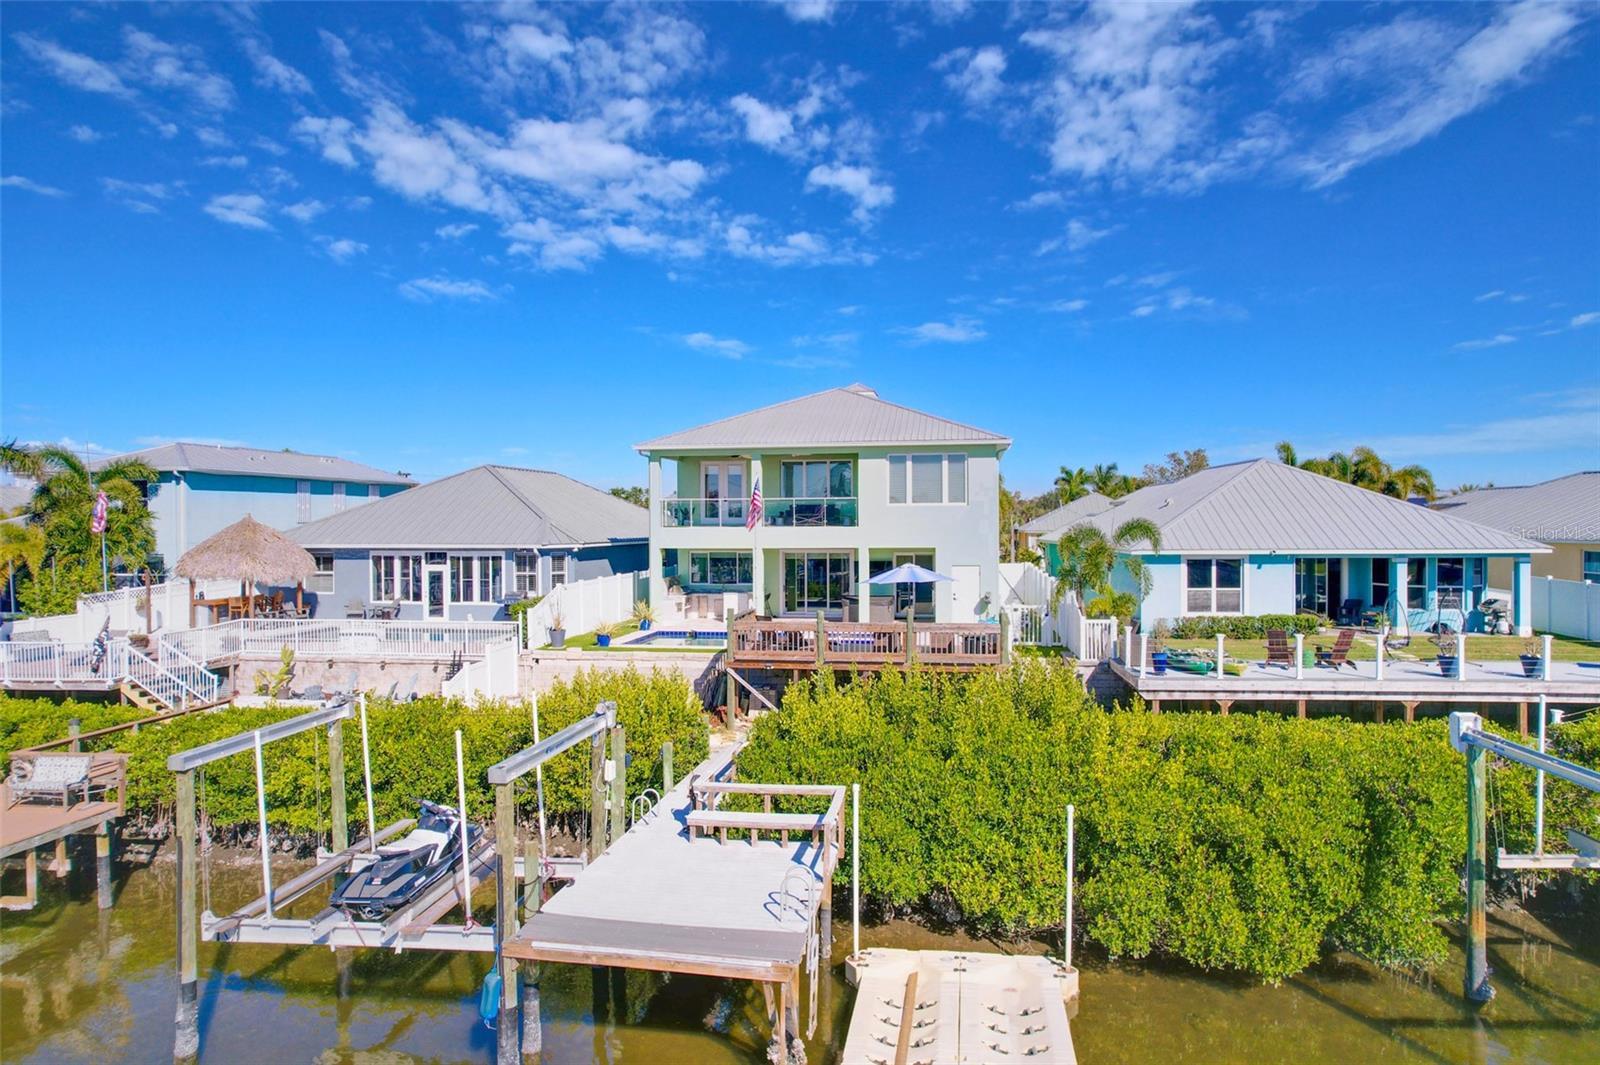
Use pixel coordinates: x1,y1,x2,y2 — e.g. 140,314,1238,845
175,515,317,619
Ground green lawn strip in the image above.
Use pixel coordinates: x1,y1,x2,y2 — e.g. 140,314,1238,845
562,620,643,650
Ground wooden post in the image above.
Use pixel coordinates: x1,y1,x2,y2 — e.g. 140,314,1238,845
589,736,605,862
1518,702,1528,737
96,823,113,909
1404,701,1417,723
174,768,199,1061
662,741,674,793
774,978,788,1064
725,662,738,722
816,609,827,668
1464,739,1493,1004
1150,698,1161,715
1296,699,1306,720
609,725,626,846
494,782,521,1065
328,719,348,854
53,839,69,877
69,719,81,753
23,847,38,908
999,610,1011,666
905,612,915,667
1375,703,1386,724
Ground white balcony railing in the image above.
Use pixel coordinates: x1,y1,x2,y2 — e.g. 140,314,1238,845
160,618,520,665
659,496,860,528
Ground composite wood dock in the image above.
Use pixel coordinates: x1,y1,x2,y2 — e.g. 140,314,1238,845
0,752,126,910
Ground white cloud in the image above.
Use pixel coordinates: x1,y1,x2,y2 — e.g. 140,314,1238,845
897,316,986,344
792,331,859,350
1475,289,1506,301
101,177,181,213
121,27,235,111
397,276,500,302
201,154,249,169
15,34,131,97
724,216,866,266
1453,333,1517,350
805,162,894,224
504,218,605,271
282,199,328,223
1,175,68,197
683,331,751,358
1012,190,1066,211
1046,298,1089,313
837,305,862,316
1570,311,1599,328
66,124,101,143
935,46,1007,106
1038,217,1119,255
1130,304,1157,318
436,222,479,240
1295,1,1584,187
203,192,272,230
239,33,312,96
195,126,231,148
730,94,796,149
293,115,358,168
320,237,367,262
775,0,837,23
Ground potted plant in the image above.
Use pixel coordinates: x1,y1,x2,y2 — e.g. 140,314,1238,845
595,621,618,648
1149,620,1170,675
548,610,566,650
1436,632,1459,678
1518,638,1543,678
632,599,655,632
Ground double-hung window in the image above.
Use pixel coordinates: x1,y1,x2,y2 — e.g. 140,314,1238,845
1185,558,1242,613
690,551,753,586
310,552,335,593
513,551,539,596
372,554,423,602
1407,559,1428,609
888,453,968,505
1584,551,1600,583
549,554,568,587
368,484,381,501
450,555,503,602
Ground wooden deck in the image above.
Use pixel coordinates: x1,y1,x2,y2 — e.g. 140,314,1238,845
727,614,1004,672
0,753,126,859
502,753,843,982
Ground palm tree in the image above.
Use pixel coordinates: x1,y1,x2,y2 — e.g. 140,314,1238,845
1051,517,1163,612
1054,466,1092,505
1386,464,1436,502
15,444,157,579
1274,441,1300,467
1,520,45,608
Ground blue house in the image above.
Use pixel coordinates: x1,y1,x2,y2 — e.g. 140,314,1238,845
287,465,648,621
101,443,414,570
1029,459,1550,636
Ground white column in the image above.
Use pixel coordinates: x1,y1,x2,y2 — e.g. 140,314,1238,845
1294,634,1304,680
1513,556,1533,637
1392,557,1408,624
646,455,666,610
857,545,871,622
748,453,764,616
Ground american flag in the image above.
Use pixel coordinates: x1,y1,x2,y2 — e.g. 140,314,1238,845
90,490,109,534
745,477,762,531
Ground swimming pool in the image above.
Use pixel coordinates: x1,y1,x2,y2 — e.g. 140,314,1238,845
625,629,727,649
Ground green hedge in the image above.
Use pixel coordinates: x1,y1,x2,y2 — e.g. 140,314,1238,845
0,695,149,772
737,663,1599,981
1170,613,1323,639
2,668,708,835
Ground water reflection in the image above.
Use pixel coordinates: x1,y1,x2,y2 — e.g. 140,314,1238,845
2,858,1595,1064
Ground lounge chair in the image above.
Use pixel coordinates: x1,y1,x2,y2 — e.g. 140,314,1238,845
1315,629,1357,671
7,754,94,807
1265,629,1295,669
1336,599,1363,627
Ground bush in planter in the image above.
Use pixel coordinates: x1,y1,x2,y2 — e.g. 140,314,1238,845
631,599,655,631
1518,638,1543,677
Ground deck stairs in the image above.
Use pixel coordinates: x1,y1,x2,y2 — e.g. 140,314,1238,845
123,642,224,712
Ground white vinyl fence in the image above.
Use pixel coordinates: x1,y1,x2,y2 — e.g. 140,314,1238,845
522,571,647,648
11,578,240,643
442,636,520,700
998,562,1115,660
1533,576,1600,641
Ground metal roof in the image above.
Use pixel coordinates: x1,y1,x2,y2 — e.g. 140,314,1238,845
1019,493,1113,536
1056,459,1549,555
635,383,1010,452
288,465,646,549
99,443,414,485
1430,472,1600,544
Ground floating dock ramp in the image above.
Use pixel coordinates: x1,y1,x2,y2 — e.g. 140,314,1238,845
842,949,1079,1065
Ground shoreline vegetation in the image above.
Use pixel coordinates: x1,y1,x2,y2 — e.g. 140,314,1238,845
3,661,1596,983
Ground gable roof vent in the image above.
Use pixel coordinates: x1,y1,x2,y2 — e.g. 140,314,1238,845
843,383,878,398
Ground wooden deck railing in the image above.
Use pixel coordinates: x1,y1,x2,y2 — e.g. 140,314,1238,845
727,613,1005,670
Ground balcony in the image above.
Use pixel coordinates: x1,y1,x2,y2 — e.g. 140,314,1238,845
660,497,859,528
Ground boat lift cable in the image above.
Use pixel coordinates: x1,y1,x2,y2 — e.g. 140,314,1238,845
198,767,213,917
531,690,549,867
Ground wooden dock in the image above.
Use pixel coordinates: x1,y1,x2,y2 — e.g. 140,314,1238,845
842,949,1079,1065
728,613,1006,673
0,752,126,910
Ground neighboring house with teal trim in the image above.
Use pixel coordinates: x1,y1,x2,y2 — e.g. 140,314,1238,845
288,464,647,621
1430,471,1600,587
1017,493,1112,573
637,384,1009,624
98,443,413,570
1030,459,1549,637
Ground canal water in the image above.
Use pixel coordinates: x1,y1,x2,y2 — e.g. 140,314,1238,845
2,857,1595,1063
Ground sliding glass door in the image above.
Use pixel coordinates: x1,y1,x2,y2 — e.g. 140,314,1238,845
782,552,853,618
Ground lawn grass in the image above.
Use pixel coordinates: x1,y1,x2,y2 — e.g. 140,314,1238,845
561,620,642,650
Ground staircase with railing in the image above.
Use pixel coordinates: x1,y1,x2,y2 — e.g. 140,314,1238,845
1,637,223,712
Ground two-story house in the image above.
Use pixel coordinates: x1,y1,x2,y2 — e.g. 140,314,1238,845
98,443,414,569
637,384,1009,624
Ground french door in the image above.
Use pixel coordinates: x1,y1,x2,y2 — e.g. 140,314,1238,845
702,463,746,525
783,552,853,618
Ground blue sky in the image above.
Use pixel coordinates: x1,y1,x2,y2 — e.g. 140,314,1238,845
2,1,1597,495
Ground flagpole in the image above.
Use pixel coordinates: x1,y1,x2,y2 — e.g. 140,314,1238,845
101,532,108,593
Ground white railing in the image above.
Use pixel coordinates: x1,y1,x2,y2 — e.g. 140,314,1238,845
523,571,646,648
155,638,224,705
999,563,1117,660
0,638,218,712
162,618,520,665
442,636,519,700
1533,576,1600,641
1079,618,1116,661
124,646,193,711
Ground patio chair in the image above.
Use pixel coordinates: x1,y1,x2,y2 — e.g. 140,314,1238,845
1314,629,1358,671
1335,599,1363,627
7,754,94,808
345,599,367,619
1265,629,1295,670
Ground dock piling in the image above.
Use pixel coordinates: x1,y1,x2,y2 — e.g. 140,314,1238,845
589,735,605,862
495,781,521,1065
96,824,113,909
609,726,626,847
662,741,674,793
1465,736,1492,1004
174,768,199,1062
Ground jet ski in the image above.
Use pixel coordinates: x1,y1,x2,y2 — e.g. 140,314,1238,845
331,800,482,920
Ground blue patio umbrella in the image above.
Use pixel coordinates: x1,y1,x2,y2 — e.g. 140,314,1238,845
867,563,952,585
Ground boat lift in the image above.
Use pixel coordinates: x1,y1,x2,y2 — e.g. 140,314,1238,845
1448,709,1600,1005
167,695,628,1064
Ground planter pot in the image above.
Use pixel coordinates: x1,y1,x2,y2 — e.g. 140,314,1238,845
549,628,566,649
1150,651,1168,675
1519,655,1543,679
597,634,612,648
1437,655,1459,679
639,620,652,632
